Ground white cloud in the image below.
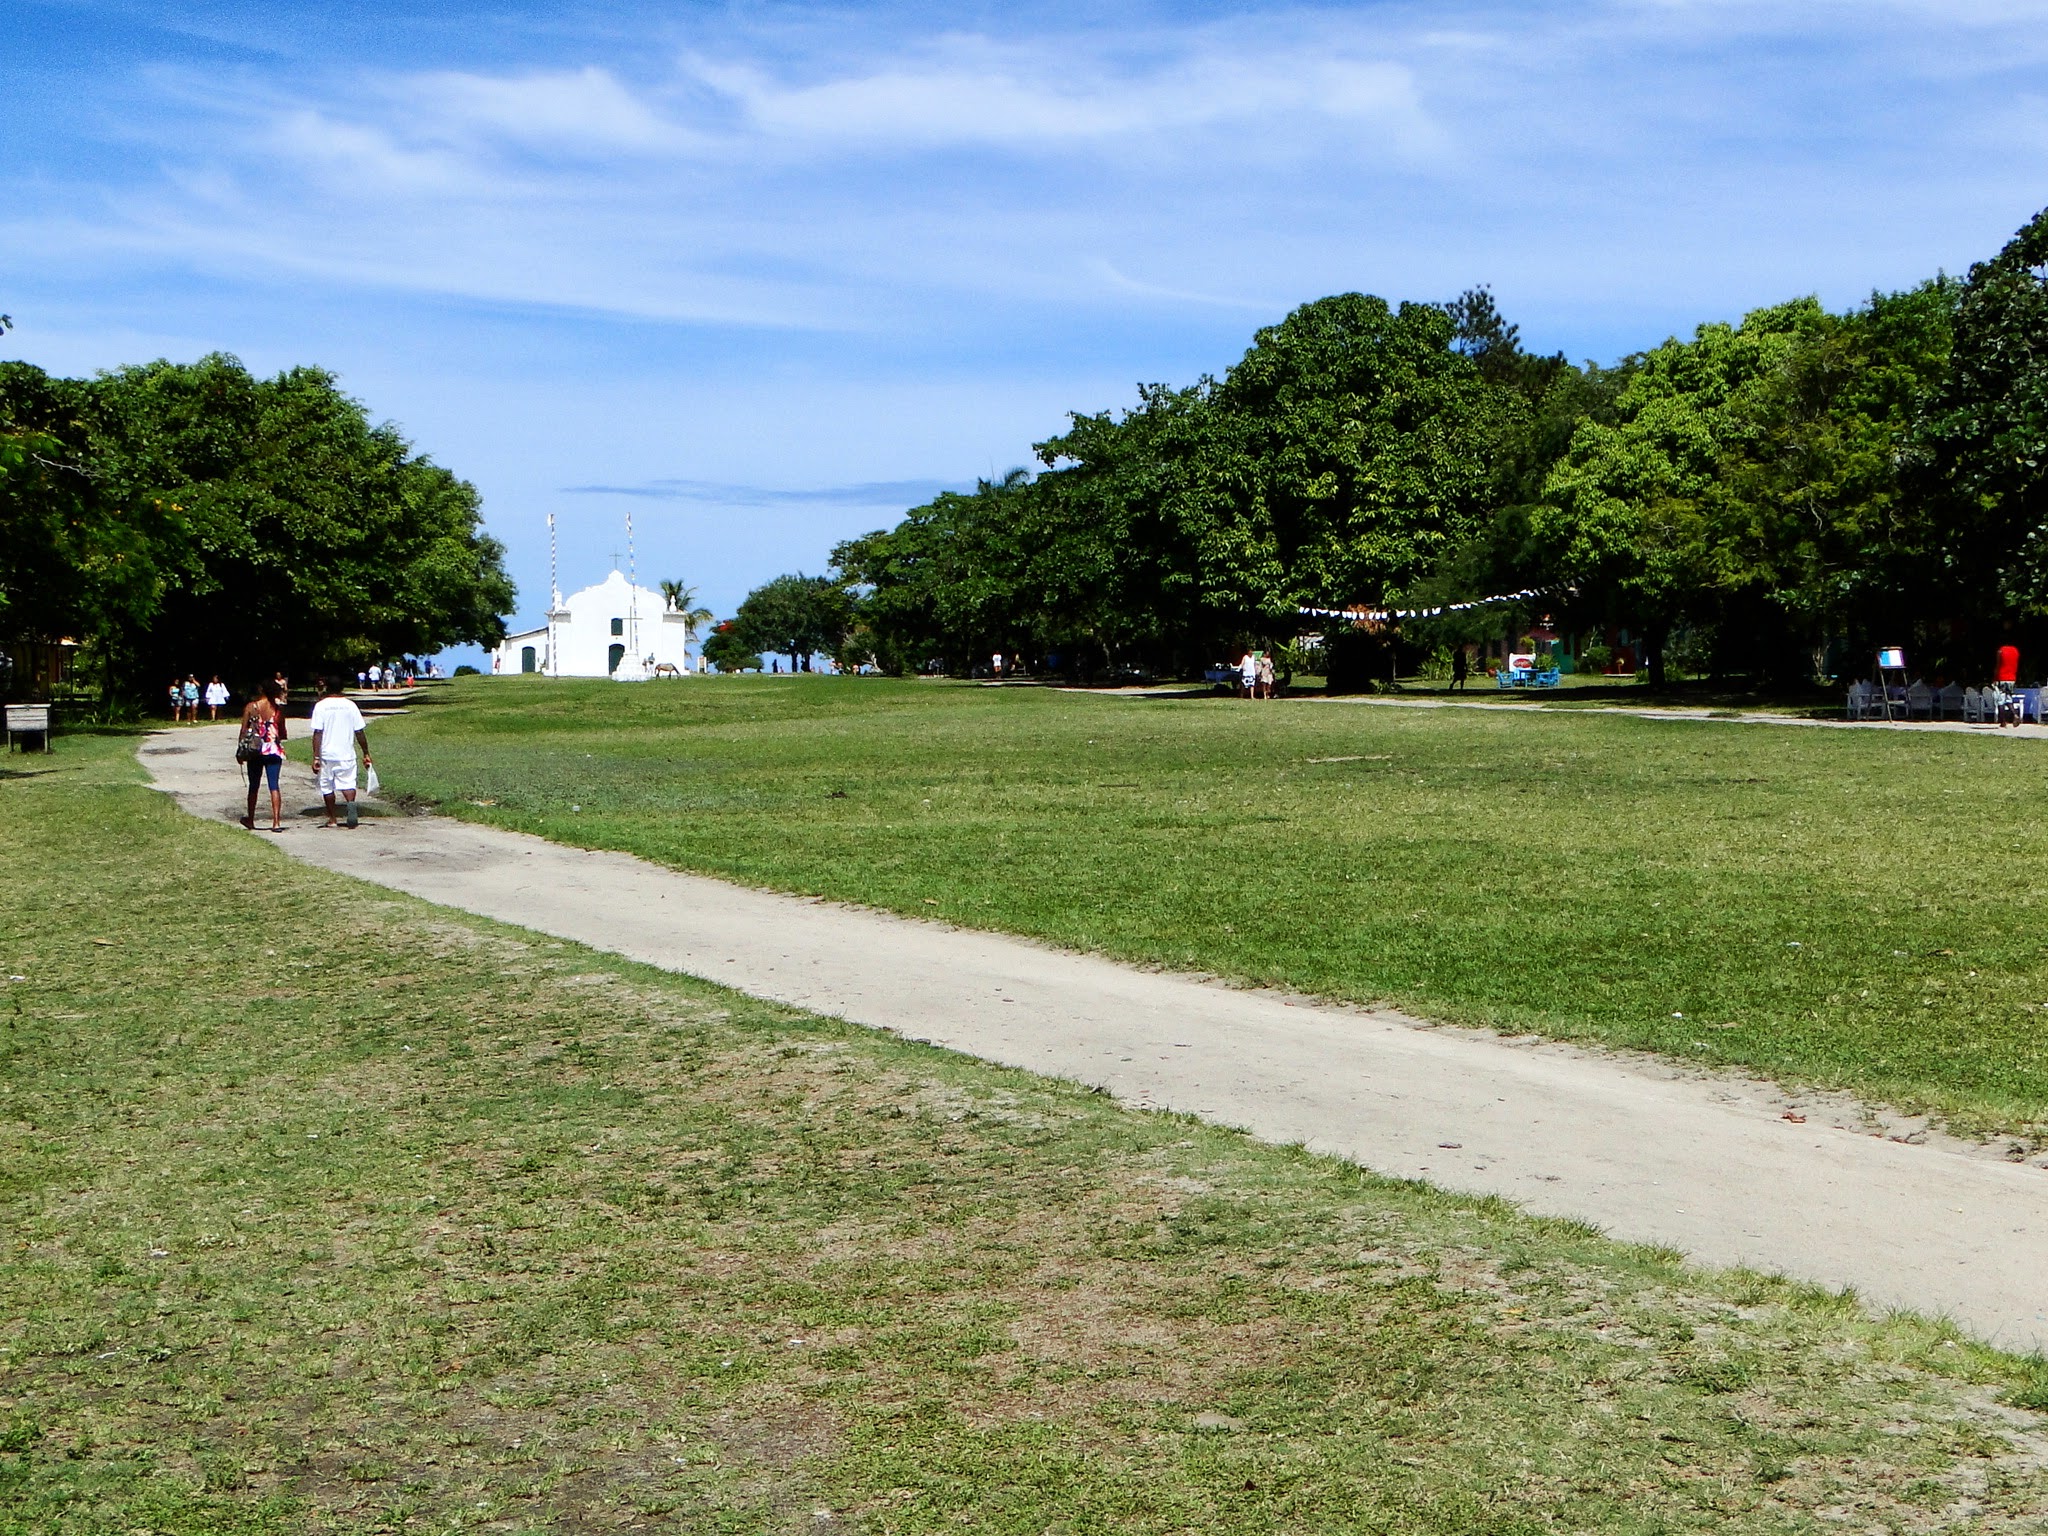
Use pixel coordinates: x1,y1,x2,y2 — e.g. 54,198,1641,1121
399,66,693,155
1092,259,1277,312
19,0,2048,621
684,41,1438,157
19,1,2048,344
270,110,484,194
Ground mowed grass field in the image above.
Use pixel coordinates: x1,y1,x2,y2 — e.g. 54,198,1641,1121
382,677,2048,1139
9,737,2048,1532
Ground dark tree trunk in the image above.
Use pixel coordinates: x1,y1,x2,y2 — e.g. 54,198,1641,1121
1644,620,1669,691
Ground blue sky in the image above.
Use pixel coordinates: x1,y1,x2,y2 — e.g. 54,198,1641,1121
7,0,2048,661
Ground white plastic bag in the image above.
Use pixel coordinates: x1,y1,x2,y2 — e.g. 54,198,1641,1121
364,762,381,794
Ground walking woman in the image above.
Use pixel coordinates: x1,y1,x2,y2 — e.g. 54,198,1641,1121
239,681,289,831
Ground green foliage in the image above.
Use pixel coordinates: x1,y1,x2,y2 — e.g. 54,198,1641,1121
700,620,763,673
1205,293,1515,611
838,294,1522,677
727,572,852,671
1920,206,2048,618
0,353,512,700
832,210,2048,686
1534,300,1828,680
656,577,713,643
1531,287,1956,683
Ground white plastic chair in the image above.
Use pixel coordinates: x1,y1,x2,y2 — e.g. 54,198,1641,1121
1906,681,1933,720
1962,686,1984,724
1845,681,1866,720
1936,682,1964,720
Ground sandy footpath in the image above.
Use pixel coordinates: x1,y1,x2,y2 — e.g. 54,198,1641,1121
144,726,2048,1352
1300,691,2048,736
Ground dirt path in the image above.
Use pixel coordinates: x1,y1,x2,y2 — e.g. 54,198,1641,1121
144,727,2048,1353
1105,682,2048,737
1297,692,2048,736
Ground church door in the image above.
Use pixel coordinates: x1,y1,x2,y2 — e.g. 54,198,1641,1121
608,643,625,674
520,646,536,673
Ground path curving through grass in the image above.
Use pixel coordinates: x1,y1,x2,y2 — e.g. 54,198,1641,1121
380,676,2048,1140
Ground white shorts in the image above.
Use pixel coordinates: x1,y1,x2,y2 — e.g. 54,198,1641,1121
318,757,358,795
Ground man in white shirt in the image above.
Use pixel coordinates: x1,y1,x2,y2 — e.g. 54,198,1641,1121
308,675,372,829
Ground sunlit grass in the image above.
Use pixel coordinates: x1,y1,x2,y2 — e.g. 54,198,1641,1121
4,731,2048,1532
384,675,2048,1139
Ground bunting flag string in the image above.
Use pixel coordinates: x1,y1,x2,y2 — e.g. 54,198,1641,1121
1297,588,1553,623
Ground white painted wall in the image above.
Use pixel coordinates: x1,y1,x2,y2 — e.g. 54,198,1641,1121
491,570,701,678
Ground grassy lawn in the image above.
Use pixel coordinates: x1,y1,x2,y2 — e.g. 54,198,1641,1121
379,677,2048,1141
7,734,2048,1532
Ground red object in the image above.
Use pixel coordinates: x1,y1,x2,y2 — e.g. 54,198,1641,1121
1996,644,2021,684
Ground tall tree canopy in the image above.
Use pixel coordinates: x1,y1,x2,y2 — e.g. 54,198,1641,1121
695,207,2048,688
727,573,852,672
828,292,1528,677
1039,294,1514,628
0,353,512,701
1530,287,1956,681
1919,207,2048,618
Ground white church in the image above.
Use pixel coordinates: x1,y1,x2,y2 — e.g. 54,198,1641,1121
492,569,703,679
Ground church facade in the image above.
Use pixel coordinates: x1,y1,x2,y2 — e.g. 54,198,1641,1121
492,570,701,679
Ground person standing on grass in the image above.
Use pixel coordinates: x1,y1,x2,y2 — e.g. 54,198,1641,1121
204,674,228,721
239,681,288,832
1239,648,1258,699
1451,647,1469,692
168,677,185,723
181,674,201,722
1995,639,2022,727
1257,649,1276,700
309,675,372,829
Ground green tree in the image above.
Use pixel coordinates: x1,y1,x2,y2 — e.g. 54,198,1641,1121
0,365,170,696
700,621,762,673
1709,282,1954,667
1531,287,1959,683
1918,205,2048,625
1018,294,1519,674
844,293,1542,681
833,467,1134,675
1204,293,1517,614
658,578,715,647
0,353,513,703
729,573,852,671
1533,301,1839,684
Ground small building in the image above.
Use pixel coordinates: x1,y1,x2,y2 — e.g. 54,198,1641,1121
491,570,700,679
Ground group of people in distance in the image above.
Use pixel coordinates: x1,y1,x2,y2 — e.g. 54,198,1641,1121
355,659,437,689
1236,648,1278,699
234,675,374,835
167,674,230,723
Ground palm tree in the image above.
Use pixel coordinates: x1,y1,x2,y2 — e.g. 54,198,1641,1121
659,579,714,643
